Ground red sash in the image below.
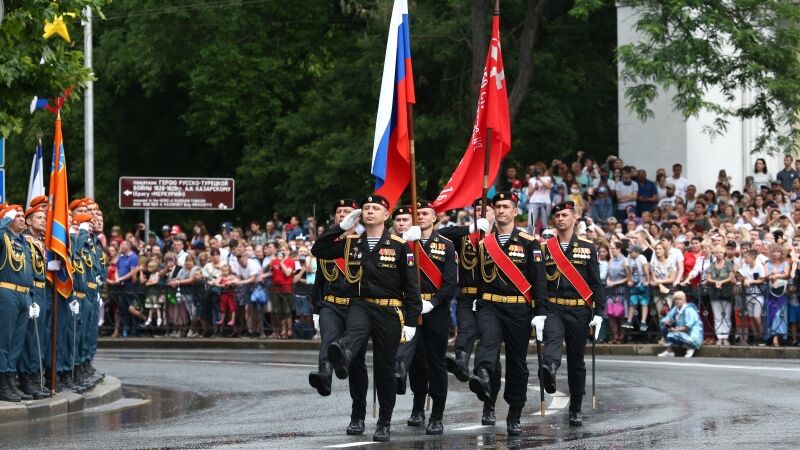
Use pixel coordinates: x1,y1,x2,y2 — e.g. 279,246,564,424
415,242,443,289
546,237,593,306
334,258,346,274
468,231,481,250
483,234,531,303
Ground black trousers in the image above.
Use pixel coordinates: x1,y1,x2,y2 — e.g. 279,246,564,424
542,303,592,398
454,296,478,357
408,306,449,419
318,301,369,419
473,300,532,408
340,300,402,423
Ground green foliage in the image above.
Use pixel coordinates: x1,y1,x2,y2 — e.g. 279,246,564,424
574,0,800,155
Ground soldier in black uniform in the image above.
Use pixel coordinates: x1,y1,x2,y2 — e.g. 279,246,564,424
438,198,503,425
312,195,422,443
307,199,370,436
534,201,604,427
402,200,456,434
389,205,416,396
469,192,542,435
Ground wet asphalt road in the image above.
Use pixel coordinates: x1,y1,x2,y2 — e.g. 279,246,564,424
1,347,799,449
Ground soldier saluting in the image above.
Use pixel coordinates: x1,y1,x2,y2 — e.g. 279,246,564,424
469,191,541,436
534,201,604,427
312,195,422,443
307,198,369,437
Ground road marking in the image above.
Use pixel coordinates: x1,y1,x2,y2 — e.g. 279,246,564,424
600,358,800,372
548,396,569,410
97,357,316,368
324,442,377,448
260,362,317,368
453,424,490,431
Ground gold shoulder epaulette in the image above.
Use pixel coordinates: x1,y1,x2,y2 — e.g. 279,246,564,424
438,235,452,244
346,234,360,239
517,231,534,241
578,236,593,244
390,234,406,244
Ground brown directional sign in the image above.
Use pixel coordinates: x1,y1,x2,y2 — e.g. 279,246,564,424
119,177,235,210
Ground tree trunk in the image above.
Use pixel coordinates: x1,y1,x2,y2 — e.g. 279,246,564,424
508,0,548,124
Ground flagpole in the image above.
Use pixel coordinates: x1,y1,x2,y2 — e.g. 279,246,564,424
407,104,423,325
479,1,501,237
49,111,62,396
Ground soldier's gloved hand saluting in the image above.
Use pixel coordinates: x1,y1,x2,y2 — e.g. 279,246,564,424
402,225,421,242
531,316,546,341
29,303,40,319
589,315,603,340
340,209,362,230
3,208,17,220
470,218,490,234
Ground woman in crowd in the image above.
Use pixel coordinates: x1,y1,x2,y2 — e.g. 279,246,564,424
650,243,677,328
705,245,735,345
765,243,790,346
751,158,771,191
606,241,631,343
161,254,184,337
658,291,703,357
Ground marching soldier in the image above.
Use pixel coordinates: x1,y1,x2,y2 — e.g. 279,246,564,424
438,198,503,425
389,204,417,395
0,205,35,402
403,200,457,435
312,195,422,443
75,203,102,389
87,204,106,382
308,198,370,436
469,192,542,435
534,201,604,427
65,210,92,393
17,201,50,399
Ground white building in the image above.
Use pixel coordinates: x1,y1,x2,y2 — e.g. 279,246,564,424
617,5,786,193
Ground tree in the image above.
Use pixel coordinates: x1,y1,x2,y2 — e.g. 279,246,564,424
573,0,800,154
0,0,109,137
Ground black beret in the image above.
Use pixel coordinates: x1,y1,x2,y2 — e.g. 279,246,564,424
416,199,435,210
472,197,493,208
392,204,413,219
553,201,576,213
361,195,390,210
492,191,519,205
333,198,358,212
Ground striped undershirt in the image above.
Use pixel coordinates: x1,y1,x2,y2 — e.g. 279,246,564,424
366,237,381,251
498,234,511,245
561,242,569,251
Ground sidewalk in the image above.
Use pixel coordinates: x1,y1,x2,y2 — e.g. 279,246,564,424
0,376,123,424
98,338,800,359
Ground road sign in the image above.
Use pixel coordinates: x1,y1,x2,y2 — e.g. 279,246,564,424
0,137,5,167
0,169,5,204
118,177,235,210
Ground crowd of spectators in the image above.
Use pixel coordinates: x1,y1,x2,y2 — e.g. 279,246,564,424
99,152,800,350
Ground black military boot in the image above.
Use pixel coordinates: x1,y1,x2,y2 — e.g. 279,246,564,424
426,417,443,435
30,372,51,398
407,409,425,427
87,362,105,382
468,367,491,402
7,374,32,401
539,362,557,394
506,406,523,436
569,395,583,427
395,361,408,395
19,373,47,400
446,351,470,382
83,362,101,387
326,342,351,380
373,420,391,442
0,374,21,402
481,401,496,425
346,418,365,435
308,362,333,396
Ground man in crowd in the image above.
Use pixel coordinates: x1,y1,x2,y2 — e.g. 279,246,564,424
776,155,799,194
307,199,369,436
469,192,540,435
403,200,457,435
614,168,638,222
636,169,659,215
313,195,421,442
535,201,605,427
666,163,689,200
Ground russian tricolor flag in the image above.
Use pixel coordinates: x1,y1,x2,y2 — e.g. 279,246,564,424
371,0,415,209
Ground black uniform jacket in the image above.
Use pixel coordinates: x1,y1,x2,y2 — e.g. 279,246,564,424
415,230,457,309
534,233,606,313
477,227,543,316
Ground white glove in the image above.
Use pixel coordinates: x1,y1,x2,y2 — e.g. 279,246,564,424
69,300,80,315
403,225,421,242
589,315,603,340
472,299,477,312
531,315,546,341
3,209,17,220
97,293,103,306
476,218,490,233
421,300,434,314
340,209,362,231
47,260,61,271
402,325,416,342
29,303,40,319
313,313,320,331
79,222,91,231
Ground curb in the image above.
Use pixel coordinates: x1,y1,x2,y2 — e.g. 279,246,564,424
0,376,122,424
98,338,800,359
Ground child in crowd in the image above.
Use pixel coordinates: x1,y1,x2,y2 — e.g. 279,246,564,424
738,249,765,345
143,260,164,328
623,245,651,331
215,264,239,327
